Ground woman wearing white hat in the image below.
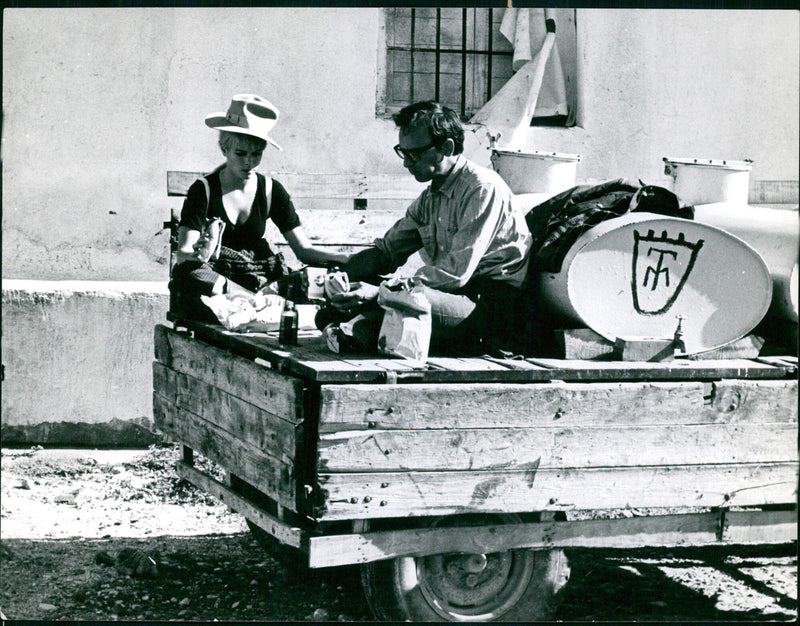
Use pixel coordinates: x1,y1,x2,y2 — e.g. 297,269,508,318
170,94,349,322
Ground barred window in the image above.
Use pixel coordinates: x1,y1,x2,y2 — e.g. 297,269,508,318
383,7,577,126
384,7,513,120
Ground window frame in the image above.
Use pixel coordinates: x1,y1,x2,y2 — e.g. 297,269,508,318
377,7,515,121
376,7,579,128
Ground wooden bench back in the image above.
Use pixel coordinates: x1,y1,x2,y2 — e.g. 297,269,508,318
165,170,422,271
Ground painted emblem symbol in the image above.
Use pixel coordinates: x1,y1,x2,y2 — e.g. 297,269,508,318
631,229,704,315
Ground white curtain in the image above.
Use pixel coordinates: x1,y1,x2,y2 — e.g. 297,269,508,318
500,7,568,118
470,8,569,148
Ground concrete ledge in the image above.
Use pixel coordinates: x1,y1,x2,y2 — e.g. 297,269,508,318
2,280,170,446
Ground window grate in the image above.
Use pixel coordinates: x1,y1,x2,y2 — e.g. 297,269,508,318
385,8,514,120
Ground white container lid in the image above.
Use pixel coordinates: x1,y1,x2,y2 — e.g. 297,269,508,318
662,156,753,171
540,212,773,354
493,149,582,162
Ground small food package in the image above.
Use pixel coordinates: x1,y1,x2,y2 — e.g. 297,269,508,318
324,271,350,299
377,277,432,364
200,291,285,333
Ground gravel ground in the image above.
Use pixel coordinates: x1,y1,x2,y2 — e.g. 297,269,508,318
1,444,796,622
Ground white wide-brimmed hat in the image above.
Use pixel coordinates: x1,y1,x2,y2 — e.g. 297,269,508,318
205,94,283,150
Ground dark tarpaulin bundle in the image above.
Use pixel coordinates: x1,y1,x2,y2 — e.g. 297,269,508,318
524,178,694,274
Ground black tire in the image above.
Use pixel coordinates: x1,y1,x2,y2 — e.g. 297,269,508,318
359,515,570,622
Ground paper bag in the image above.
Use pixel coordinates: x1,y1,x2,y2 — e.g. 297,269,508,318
377,279,432,363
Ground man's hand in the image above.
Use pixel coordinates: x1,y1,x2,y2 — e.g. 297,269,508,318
330,281,380,312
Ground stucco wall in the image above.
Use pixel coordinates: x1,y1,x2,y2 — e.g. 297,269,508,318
2,8,798,281
539,9,800,184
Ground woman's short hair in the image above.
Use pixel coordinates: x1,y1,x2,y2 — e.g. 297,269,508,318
219,131,267,154
392,101,464,155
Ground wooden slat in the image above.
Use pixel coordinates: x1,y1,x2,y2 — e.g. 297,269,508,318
153,362,297,462
338,357,418,372
176,461,304,550
307,509,798,567
482,357,548,370
756,356,798,372
317,423,798,472
314,463,798,520
152,393,297,510
749,180,799,204
154,325,303,423
525,358,789,380
318,379,798,432
426,357,510,371
412,358,792,383
185,322,395,383
167,170,422,200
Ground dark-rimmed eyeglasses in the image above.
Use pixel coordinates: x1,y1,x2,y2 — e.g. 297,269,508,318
393,142,436,162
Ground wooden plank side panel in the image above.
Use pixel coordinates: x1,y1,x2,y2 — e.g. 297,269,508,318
318,379,798,432
154,325,304,423
724,509,800,544
315,463,798,521
319,381,703,431
317,423,798,472
307,510,798,567
153,362,296,465
153,393,297,510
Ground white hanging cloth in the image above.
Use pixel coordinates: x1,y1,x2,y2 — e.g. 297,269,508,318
500,7,568,118
470,8,568,149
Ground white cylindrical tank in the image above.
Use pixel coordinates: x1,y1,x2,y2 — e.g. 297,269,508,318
692,202,798,323
537,212,773,355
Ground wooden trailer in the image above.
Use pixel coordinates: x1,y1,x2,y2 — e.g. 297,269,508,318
152,319,797,621
156,169,797,621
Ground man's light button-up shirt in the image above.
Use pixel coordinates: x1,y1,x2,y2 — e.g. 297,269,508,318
374,155,532,291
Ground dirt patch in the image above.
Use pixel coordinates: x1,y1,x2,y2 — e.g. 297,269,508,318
0,445,796,622
1,444,246,539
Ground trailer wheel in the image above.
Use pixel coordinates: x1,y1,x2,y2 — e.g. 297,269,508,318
358,514,569,622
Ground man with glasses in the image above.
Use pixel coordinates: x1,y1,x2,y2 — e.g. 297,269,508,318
319,100,532,355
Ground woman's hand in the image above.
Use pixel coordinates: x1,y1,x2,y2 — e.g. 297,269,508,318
176,226,203,264
191,233,212,260
329,281,380,312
